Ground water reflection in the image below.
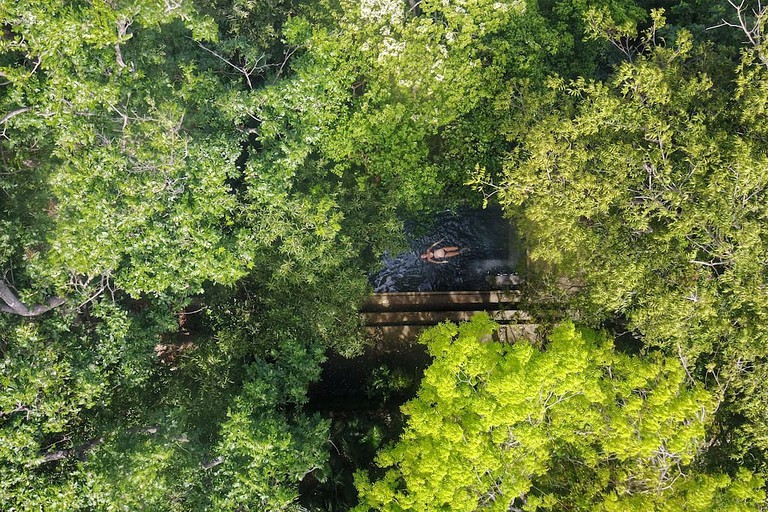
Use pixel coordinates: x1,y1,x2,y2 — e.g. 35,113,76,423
371,207,520,292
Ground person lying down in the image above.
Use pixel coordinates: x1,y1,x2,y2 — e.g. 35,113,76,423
420,239,466,264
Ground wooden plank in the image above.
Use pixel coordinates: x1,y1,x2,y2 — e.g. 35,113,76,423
363,291,521,312
362,310,532,326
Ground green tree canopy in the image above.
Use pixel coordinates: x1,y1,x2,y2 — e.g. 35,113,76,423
355,315,765,511
0,1,365,508
473,6,768,474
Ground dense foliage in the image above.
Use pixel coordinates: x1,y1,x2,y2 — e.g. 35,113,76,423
356,315,765,511
1,0,768,509
474,2,768,480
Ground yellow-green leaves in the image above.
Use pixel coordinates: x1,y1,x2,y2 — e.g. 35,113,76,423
355,315,736,511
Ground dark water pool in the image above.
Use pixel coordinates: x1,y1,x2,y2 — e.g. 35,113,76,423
370,207,521,292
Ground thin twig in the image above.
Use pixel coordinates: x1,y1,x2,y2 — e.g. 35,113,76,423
195,41,257,89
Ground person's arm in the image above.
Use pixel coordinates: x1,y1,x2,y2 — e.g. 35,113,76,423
427,257,450,264
427,238,445,252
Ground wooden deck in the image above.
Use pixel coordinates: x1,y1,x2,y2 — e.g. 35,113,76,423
361,290,537,344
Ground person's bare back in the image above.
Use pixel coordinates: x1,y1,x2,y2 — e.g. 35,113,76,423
420,240,464,264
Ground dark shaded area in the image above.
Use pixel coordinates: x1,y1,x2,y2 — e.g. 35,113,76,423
307,344,430,411
302,338,432,511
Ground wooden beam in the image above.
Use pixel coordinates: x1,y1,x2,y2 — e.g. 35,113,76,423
363,291,521,312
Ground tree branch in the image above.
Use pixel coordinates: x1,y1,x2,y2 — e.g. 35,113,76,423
202,456,225,470
710,0,768,69
114,17,133,69
0,280,65,316
0,107,31,126
193,39,275,90
41,436,104,463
